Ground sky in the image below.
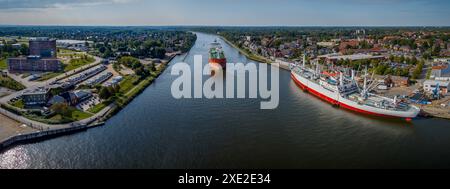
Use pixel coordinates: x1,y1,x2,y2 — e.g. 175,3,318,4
0,0,449,26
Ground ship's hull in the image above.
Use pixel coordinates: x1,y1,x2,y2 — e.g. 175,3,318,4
209,58,227,69
291,72,420,119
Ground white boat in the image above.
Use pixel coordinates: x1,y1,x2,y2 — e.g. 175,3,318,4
291,55,420,121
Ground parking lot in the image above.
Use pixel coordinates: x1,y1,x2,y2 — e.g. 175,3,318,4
76,95,101,112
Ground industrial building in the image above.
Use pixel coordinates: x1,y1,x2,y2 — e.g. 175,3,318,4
423,80,449,95
56,40,89,51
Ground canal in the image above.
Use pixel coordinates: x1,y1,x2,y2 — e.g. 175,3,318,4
1,32,450,169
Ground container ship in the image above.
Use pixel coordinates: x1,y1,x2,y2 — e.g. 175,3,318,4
209,40,227,69
290,55,420,121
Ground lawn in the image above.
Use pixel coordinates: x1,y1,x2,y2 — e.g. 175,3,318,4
71,109,92,121
21,73,31,78
58,48,80,54
11,99,25,109
119,75,141,93
37,72,62,81
36,56,95,81
0,75,26,90
0,59,7,70
49,114,63,121
88,102,108,114
64,56,95,72
49,106,92,122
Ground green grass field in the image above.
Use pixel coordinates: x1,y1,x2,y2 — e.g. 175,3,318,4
119,75,141,93
71,109,92,121
87,102,108,114
37,72,62,81
58,48,80,54
0,59,7,70
36,55,95,81
11,99,25,109
64,56,95,72
49,106,92,122
49,114,63,121
0,75,26,90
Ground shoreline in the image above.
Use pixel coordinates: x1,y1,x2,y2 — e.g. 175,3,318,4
218,35,271,64
0,54,177,152
218,35,291,71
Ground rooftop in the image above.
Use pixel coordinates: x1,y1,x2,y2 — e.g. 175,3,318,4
56,40,87,44
29,37,53,41
424,80,450,86
22,87,50,95
318,53,385,61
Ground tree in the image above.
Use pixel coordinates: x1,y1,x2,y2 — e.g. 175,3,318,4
399,55,405,63
103,48,113,58
389,55,395,62
19,44,28,55
148,63,156,72
51,103,72,117
432,45,441,56
98,46,106,53
49,87,64,96
412,62,424,79
411,56,418,65
423,52,432,60
99,87,112,99
257,48,262,54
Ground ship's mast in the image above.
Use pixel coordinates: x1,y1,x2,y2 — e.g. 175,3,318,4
360,67,368,99
351,69,355,81
302,54,306,68
315,60,320,78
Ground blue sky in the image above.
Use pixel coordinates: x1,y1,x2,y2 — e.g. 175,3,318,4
0,0,449,26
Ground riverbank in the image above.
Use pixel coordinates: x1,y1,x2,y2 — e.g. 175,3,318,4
218,35,292,71
421,98,450,120
0,55,174,152
218,35,271,64
0,113,37,146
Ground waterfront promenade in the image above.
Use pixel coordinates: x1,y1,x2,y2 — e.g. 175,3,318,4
0,102,115,150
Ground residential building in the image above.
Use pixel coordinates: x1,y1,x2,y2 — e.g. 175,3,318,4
390,76,410,87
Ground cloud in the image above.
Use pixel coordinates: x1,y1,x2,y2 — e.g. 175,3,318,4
0,0,136,9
